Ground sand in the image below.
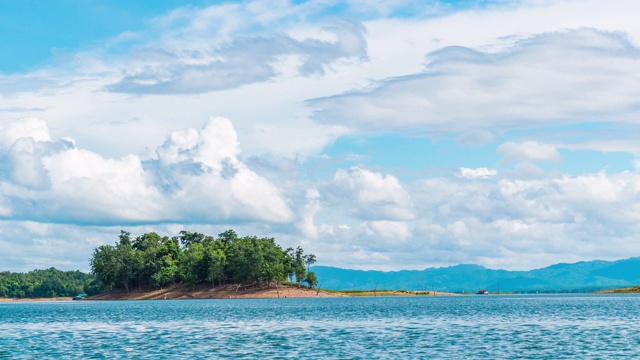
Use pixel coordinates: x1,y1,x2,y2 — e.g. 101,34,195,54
1,285,458,302
87,283,344,300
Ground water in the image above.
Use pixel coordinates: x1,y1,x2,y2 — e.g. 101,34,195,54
1,294,640,359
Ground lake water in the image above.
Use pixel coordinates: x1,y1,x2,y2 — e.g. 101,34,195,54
1,294,639,359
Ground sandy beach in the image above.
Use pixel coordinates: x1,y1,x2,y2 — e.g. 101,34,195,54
87,283,344,300
1,285,459,302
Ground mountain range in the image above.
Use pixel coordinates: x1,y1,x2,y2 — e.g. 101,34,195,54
313,257,640,293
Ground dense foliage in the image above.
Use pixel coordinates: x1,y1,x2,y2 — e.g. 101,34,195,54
90,230,317,292
0,268,101,298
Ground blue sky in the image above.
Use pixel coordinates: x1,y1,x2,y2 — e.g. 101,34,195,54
1,1,159,72
2,0,640,272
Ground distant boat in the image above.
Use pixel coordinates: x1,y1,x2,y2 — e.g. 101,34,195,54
73,294,88,300
477,289,489,295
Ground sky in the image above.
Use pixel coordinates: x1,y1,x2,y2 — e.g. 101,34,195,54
2,0,640,272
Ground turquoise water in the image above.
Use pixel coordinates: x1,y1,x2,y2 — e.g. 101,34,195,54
1,295,639,359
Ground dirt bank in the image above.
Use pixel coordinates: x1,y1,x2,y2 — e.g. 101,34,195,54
88,283,343,300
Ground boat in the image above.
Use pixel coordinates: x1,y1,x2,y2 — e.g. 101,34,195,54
72,294,88,300
477,289,489,295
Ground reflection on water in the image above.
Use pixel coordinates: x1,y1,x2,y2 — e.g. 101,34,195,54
1,295,639,359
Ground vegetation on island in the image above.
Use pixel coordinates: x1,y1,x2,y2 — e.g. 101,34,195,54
597,286,640,294
90,230,317,293
0,268,101,299
324,289,434,296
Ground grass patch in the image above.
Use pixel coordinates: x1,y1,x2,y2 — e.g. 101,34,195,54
323,289,433,296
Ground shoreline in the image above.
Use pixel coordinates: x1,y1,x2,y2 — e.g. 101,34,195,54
2,288,637,302
1,285,461,302
0,297,72,303
86,285,460,300
87,284,345,300
596,286,640,294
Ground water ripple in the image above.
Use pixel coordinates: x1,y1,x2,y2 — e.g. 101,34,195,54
1,295,640,358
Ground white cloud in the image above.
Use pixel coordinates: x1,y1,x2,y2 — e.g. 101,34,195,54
156,117,241,170
0,117,51,149
366,220,411,240
458,167,498,179
4,0,640,272
106,13,368,94
296,188,322,239
42,149,164,222
497,141,562,163
457,130,495,147
329,166,414,221
311,29,640,132
0,117,292,225
153,117,294,223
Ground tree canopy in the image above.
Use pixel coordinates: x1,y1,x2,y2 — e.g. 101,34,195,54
0,268,101,298
90,229,317,292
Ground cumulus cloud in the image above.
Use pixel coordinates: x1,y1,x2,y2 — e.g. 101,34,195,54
306,167,640,270
151,117,293,223
458,167,497,179
310,29,640,132
5,0,640,272
0,117,51,148
156,117,241,170
328,166,414,221
0,117,292,225
42,150,164,222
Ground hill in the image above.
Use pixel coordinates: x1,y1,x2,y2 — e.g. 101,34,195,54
313,257,640,293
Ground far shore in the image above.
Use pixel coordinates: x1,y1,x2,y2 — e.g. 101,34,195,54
7,286,639,302
87,284,458,300
596,286,640,294
88,283,343,300
0,297,72,303
0,285,461,302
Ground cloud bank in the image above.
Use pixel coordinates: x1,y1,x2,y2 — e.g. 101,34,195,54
311,29,640,132
0,117,292,225
2,0,640,272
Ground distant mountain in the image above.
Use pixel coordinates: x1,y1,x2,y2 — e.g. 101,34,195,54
312,257,640,293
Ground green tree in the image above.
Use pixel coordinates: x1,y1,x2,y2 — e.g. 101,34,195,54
150,237,181,288
115,240,137,292
226,236,262,286
90,245,118,291
204,243,226,288
132,232,163,288
258,238,286,288
304,271,318,289
179,230,207,247
88,229,317,294
283,247,295,282
293,247,306,287
181,242,205,288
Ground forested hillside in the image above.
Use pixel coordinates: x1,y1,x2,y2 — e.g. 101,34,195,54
313,257,640,292
0,268,101,298
90,230,316,292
